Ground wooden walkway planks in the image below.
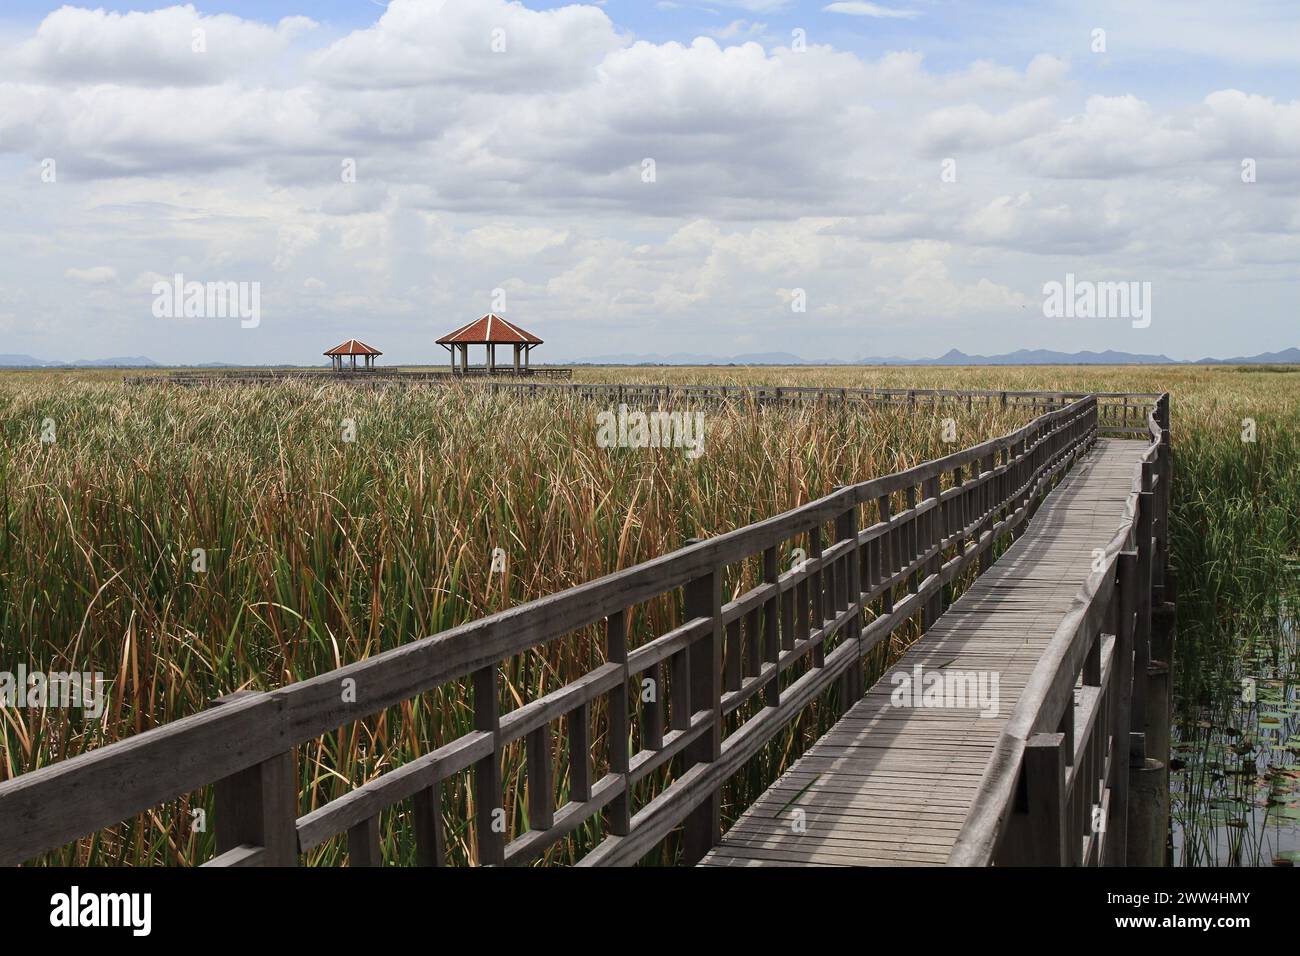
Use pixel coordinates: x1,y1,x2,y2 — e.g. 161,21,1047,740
701,439,1149,867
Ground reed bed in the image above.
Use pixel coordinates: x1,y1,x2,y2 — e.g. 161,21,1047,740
0,374,1031,865
2,363,1295,865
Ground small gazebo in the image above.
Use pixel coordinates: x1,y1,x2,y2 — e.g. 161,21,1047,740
324,339,382,370
437,314,543,374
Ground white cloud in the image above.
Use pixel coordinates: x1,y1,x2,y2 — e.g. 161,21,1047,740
311,0,622,91
12,5,316,86
1019,92,1300,179
917,99,1058,155
65,266,118,284
0,1,1295,362
823,2,920,19
708,20,768,41
710,0,791,12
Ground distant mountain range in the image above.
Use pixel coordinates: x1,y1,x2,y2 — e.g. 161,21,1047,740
2,347,1298,368
571,347,1300,367
0,354,161,368
570,351,849,366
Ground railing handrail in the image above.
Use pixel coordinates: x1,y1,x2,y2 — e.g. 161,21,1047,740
0,387,1143,867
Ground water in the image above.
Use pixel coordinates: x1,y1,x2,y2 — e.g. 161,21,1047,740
1171,599,1299,866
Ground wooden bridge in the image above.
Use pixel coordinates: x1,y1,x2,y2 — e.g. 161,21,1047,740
0,386,1173,867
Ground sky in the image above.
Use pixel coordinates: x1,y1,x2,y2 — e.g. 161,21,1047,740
0,0,1296,364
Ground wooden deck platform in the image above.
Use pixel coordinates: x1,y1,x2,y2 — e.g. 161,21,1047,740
701,439,1150,867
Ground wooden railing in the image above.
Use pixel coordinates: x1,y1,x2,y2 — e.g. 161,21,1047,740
0,387,1159,867
472,381,1158,436
948,394,1170,866
123,370,1157,431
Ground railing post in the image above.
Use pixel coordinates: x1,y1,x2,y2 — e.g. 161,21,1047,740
834,492,862,705
682,549,722,864
998,446,1010,528
211,691,298,867
472,664,505,865
905,486,919,596
526,724,556,831
877,494,894,615
952,465,965,559
607,610,632,836
413,784,445,867
1008,440,1024,538
348,815,382,867
809,525,827,666
922,476,943,627
978,453,995,573
762,546,781,707
1004,733,1067,865
569,701,592,803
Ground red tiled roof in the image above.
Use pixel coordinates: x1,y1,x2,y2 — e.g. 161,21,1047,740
436,314,543,345
324,338,382,356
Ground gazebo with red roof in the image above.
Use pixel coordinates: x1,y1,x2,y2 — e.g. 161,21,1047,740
436,314,543,374
324,338,382,371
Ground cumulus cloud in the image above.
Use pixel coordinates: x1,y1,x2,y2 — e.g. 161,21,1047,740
311,0,622,91
1019,92,1300,180
12,5,316,86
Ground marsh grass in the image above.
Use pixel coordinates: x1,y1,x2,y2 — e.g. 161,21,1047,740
1,373,1032,865
3,363,1297,865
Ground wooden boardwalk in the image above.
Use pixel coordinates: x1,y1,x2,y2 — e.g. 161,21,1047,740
701,439,1150,867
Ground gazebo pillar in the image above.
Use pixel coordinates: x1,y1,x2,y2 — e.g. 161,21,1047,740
513,344,521,374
